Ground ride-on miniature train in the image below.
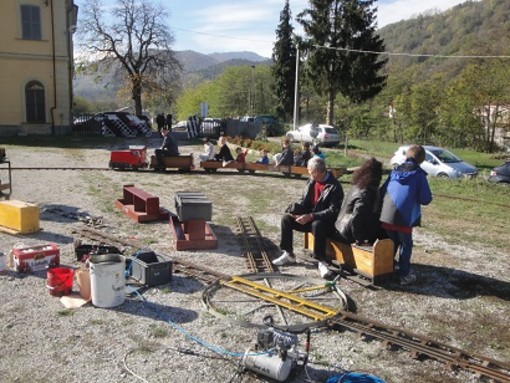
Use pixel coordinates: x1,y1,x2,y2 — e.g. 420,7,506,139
109,146,194,172
108,146,345,177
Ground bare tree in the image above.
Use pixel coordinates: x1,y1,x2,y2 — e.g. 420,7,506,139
78,0,181,116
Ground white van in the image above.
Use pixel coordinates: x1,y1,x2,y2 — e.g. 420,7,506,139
390,145,478,179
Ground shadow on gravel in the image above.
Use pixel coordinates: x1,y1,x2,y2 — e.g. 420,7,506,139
20,230,75,245
115,298,199,324
384,263,510,301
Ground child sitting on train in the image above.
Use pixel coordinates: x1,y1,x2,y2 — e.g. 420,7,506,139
199,137,215,162
214,136,234,167
255,149,270,164
235,147,248,163
295,142,312,167
312,144,325,160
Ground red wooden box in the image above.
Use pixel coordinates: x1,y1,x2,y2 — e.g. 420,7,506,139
12,243,60,272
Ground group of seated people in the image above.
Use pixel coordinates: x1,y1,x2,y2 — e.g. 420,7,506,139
154,130,431,286
272,145,432,286
273,139,325,166
199,136,325,168
156,131,325,169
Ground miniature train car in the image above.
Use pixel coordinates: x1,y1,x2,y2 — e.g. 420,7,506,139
109,146,194,172
149,154,194,172
109,146,148,170
109,148,344,177
199,160,344,178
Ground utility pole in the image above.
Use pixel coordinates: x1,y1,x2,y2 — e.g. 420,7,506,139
293,47,300,130
249,65,255,116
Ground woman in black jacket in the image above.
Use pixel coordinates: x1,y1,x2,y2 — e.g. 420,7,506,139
334,158,383,245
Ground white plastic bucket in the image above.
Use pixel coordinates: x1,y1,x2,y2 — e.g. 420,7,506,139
89,254,126,308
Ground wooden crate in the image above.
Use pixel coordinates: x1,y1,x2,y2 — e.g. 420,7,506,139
304,232,394,283
0,200,40,234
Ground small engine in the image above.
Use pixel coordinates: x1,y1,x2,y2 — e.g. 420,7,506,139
242,327,309,382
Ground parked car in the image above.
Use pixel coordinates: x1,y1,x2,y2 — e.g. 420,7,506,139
240,115,282,136
173,120,188,131
103,112,151,137
73,111,151,137
488,161,510,184
390,145,478,179
286,123,340,147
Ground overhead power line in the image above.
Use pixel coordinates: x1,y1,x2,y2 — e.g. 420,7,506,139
172,26,510,59
314,44,510,59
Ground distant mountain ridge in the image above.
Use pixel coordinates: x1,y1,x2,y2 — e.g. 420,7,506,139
175,50,269,73
73,50,269,103
74,0,510,105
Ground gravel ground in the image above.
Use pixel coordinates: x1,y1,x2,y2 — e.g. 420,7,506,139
0,136,508,383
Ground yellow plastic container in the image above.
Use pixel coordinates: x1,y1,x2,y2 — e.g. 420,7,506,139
0,200,40,234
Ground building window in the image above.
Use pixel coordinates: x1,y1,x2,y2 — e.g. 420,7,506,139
25,81,46,123
21,5,41,40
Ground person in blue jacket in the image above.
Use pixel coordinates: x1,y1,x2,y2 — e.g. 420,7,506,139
379,144,432,285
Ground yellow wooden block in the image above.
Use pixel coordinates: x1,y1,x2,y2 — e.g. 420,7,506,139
0,200,40,234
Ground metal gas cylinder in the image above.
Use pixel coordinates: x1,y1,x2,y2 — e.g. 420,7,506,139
242,350,293,382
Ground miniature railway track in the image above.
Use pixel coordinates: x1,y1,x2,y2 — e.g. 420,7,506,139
236,216,274,273
71,226,141,252
71,226,510,382
172,257,228,285
11,167,111,171
328,312,510,383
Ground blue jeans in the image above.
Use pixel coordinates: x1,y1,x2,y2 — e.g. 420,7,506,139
386,229,413,278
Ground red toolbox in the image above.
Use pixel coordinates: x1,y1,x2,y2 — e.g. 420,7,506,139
12,243,60,272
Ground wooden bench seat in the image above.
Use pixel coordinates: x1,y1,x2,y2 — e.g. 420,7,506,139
114,184,170,223
149,154,194,172
304,232,394,284
200,160,344,178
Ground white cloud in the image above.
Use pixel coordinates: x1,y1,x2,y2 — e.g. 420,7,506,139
377,0,477,27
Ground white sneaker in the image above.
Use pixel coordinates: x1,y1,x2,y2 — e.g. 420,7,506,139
272,251,296,266
318,261,332,278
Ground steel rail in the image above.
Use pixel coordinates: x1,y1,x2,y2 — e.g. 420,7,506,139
71,227,510,382
11,167,111,170
328,313,510,382
236,216,274,273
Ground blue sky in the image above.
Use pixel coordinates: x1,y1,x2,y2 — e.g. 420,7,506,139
74,0,474,58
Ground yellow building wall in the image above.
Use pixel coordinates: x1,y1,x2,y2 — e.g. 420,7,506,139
0,0,74,135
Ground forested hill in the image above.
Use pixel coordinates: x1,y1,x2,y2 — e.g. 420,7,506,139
377,0,510,77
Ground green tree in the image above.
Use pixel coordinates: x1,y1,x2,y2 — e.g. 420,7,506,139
174,66,276,120
438,61,510,152
272,0,297,122
393,75,446,144
78,0,181,116
297,0,387,125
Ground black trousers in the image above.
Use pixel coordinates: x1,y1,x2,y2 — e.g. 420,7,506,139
155,149,175,165
279,213,335,262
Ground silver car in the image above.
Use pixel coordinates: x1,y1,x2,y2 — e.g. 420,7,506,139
390,145,478,179
286,123,340,147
